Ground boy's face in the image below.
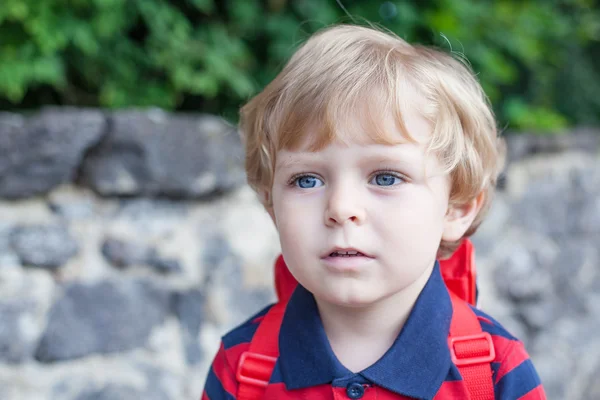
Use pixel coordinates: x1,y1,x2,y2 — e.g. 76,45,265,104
268,107,474,308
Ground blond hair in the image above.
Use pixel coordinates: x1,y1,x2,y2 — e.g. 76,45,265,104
240,24,505,258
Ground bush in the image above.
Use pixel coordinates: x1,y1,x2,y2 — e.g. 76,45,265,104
0,0,598,131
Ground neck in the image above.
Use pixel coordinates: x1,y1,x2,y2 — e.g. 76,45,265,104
315,264,434,372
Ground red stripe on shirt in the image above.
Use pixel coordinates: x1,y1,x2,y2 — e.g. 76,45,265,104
263,382,330,399
212,343,238,395
376,387,411,399
223,342,250,375
491,334,520,359
476,315,494,325
434,379,471,399
492,337,531,383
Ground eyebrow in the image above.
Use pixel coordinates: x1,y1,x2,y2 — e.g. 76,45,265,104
275,152,421,172
358,150,422,167
275,154,321,170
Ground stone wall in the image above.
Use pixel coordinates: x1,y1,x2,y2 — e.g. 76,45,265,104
0,108,598,400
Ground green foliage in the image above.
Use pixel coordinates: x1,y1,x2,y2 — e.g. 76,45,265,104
0,0,257,109
0,0,598,132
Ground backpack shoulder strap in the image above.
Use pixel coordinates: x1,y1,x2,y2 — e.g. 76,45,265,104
440,239,477,305
236,300,286,400
448,292,496,400
274,255,297,303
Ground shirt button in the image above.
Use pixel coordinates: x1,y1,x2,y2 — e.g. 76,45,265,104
346,382,365,399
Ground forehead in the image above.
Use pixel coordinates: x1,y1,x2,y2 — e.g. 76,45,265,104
282,102,432,154
272,93,444,179
274,78,434,154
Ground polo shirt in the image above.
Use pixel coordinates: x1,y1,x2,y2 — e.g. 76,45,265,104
203,264,546,399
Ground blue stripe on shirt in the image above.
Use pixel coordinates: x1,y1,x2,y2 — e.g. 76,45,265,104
204,367,236,400
495,358,542,399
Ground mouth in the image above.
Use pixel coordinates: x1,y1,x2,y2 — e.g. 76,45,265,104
322,248,374,259
321,247,375,271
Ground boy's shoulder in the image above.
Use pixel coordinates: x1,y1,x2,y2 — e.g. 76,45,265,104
221,303,275,351
468,305,541,391
469,304,519,342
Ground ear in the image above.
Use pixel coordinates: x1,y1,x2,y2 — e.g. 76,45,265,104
442,191,485,242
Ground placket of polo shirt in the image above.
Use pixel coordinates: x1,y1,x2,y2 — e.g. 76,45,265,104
332,384,378,400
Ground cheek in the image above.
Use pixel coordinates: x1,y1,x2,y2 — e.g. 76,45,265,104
273,187,322,224
273,194,317,248
376,192,446,245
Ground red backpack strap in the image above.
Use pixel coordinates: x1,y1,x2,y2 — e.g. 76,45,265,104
236,256,296,399
236,300,286,400
440,239,477,305
448,292,495,400
274,255,297,303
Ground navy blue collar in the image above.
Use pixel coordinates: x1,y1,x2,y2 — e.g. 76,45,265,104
278,262,453,399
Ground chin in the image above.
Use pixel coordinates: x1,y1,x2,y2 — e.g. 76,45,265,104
317,289,380,308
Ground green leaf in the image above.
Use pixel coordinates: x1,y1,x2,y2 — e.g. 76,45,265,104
188,0,214,14
505,98,569,133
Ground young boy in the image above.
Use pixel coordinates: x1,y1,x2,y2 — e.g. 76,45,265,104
202,24,545,399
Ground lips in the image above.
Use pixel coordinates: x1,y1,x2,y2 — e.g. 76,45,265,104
329,250,365,257
321,247,375,271
323,247,373,259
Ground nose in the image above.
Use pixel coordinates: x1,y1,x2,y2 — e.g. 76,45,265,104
324,183,366,227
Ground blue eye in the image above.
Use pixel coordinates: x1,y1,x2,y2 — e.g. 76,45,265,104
295,175,324,189
371,173,402,186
